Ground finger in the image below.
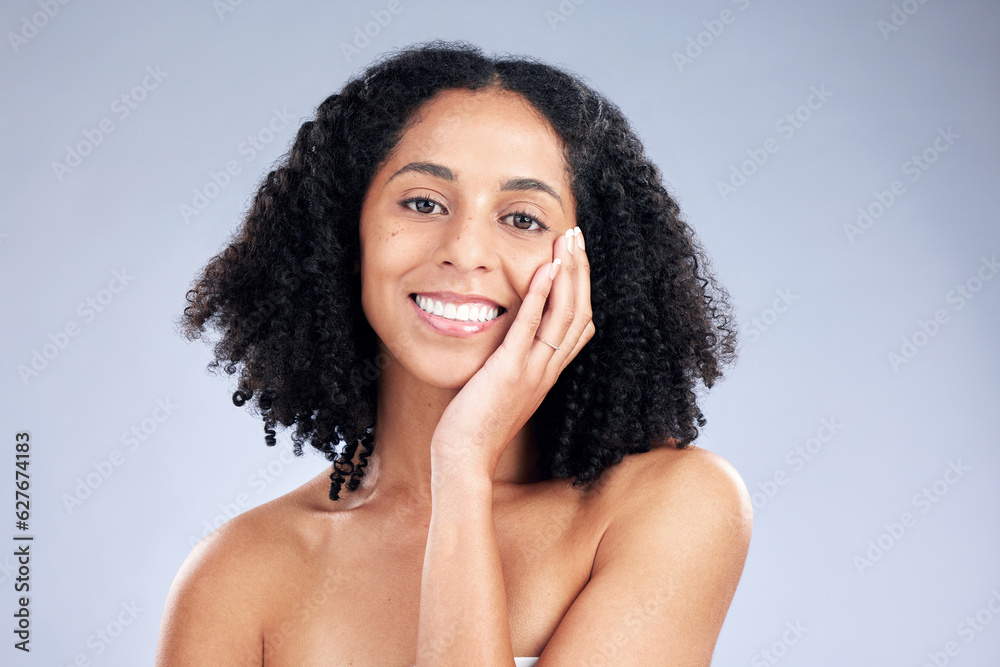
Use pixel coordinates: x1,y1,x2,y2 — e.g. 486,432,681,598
505,254,560,364
565,319,596,365
547,227,593,366
531,228,578,360
543,226,594,354
571,227,594,347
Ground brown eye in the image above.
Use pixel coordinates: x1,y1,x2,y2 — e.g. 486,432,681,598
511,213,535,230
503,210,548,233
402,197,444,215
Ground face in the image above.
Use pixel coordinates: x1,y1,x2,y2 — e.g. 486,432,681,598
357,87,578,389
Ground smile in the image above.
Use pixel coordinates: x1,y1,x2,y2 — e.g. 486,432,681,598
413,294,503,322
409,294,507,337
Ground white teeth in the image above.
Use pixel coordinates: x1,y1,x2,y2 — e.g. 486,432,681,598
416,295,499,322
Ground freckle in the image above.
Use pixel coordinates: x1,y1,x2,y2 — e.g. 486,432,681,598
391,231,398,237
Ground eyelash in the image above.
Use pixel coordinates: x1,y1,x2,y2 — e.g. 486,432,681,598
399,196,551,234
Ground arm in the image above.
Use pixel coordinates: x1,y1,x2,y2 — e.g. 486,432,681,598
538,446,753,666
415,462,512,666
415,445,752,666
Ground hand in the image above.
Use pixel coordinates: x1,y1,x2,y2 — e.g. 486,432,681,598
430,226,595,479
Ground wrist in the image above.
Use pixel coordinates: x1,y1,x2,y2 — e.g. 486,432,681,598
430,446,494,494
431,437,490,473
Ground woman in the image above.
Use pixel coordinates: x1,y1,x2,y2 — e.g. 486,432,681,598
157,40,751,666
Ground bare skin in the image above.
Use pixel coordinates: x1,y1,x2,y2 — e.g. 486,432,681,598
158,443,744,665
157,88,752,666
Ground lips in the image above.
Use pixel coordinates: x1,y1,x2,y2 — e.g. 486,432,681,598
409,293,506,337
410,291,506,312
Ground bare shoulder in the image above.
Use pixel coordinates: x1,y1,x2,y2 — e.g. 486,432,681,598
155,487,320,666
597,445,754,635
538,444,753,664
597,444,753,560
640,444,752,509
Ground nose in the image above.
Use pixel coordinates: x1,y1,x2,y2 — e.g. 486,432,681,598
432,209,498,272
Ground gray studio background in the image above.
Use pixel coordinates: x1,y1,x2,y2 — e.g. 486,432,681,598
2,1,999,665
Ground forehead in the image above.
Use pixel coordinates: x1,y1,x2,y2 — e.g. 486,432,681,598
383,88,571,185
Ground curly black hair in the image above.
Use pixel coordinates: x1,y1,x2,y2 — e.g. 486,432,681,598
179,39,738,501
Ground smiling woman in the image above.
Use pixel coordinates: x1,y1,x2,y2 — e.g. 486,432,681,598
157,40,750,666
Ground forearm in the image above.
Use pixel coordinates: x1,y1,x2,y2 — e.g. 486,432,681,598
415,459,514,666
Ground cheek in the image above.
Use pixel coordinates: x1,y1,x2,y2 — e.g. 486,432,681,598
357,247,387,319
509,253,550,298
359,232,412,306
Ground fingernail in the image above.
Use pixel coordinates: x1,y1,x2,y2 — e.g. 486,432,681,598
564,228,575,255
574,227,585,251
549,258,561,280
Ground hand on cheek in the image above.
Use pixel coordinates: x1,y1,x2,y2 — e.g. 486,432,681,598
430,225,595,476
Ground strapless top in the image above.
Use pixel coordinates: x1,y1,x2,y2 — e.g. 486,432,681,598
514,659,538,666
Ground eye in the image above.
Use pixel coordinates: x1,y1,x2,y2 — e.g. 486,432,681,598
503,210,550,233
401,197,447,215
401,197,550,234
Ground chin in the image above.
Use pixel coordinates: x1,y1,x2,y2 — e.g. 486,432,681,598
411,352,488,390
375,326,501,390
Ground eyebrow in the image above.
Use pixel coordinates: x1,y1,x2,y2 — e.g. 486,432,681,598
385,161,563,209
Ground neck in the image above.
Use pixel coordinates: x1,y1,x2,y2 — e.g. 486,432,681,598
347,341,543,510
